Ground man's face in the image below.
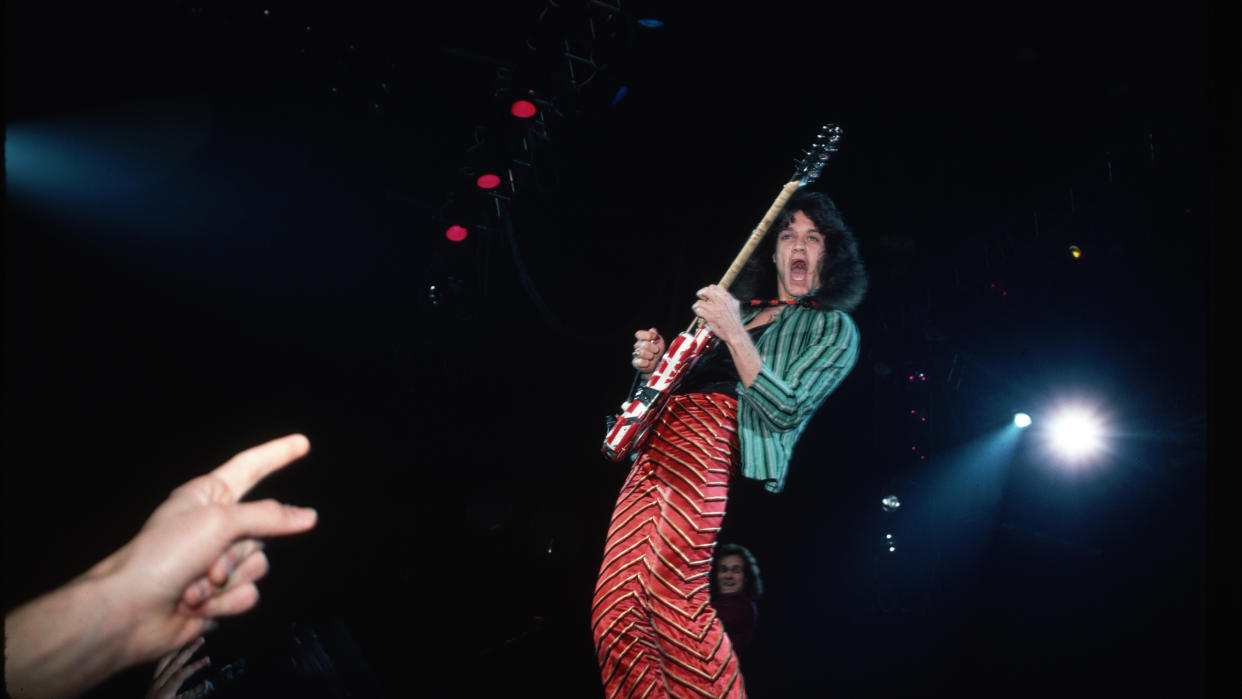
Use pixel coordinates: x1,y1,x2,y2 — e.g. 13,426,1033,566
774,210,826,301
716,554,746,595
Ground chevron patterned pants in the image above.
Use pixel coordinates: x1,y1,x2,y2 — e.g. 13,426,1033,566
591,393,746,699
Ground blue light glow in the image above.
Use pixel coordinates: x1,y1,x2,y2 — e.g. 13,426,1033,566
5,101,212,233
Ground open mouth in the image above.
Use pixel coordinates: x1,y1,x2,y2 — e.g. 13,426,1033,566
790,259,808,282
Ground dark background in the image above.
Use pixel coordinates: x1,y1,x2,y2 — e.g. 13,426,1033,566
3,1,1214,697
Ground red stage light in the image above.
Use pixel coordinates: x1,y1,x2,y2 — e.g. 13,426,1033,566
510,100,536,118
445,225,468,242
476,173,501,189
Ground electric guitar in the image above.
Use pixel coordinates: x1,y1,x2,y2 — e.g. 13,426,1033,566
602,124,844,462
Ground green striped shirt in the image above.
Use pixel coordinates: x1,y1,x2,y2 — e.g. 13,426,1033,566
735,305,860,493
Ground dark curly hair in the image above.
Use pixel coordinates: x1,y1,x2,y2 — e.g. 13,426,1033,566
711,543,764,601
730,190,868,312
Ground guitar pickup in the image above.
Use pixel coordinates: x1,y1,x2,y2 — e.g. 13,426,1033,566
632,386,661,406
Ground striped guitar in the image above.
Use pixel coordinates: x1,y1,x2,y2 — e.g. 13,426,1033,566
602,124,844,462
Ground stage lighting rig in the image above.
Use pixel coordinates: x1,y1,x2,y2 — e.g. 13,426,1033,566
510,99,538,118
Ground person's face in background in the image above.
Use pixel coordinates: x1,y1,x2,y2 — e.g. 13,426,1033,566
716,554,746,595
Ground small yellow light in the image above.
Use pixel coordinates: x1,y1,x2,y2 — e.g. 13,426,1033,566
1068,245,1083,259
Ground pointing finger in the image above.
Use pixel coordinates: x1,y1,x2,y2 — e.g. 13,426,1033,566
210,434,310,501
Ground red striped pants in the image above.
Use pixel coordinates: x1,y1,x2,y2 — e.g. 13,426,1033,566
591,393,746,699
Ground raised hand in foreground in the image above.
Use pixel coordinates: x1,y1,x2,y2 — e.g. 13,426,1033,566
5,434,318,699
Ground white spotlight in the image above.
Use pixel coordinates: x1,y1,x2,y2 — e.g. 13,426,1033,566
1013,413,1032,428
1046,407,1105,463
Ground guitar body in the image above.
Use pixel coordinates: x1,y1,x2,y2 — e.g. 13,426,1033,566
602,324,716,462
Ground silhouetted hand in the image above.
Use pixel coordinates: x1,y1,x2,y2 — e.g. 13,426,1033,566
146,637,210,699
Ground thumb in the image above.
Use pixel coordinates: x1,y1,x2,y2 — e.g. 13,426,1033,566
228,499,318,539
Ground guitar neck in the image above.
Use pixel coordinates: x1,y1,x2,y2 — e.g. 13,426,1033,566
717,180,802,291
683,179,802,335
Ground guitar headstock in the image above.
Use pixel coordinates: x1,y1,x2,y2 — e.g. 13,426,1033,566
791,124,843,186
